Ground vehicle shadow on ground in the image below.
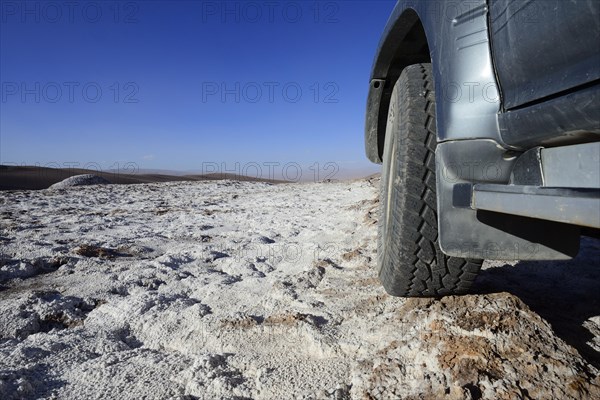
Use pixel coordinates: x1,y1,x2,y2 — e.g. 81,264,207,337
474,237,600,369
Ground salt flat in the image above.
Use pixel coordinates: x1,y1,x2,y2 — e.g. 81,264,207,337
0,179,598,399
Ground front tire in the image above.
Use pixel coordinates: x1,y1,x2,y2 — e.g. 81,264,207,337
378,64,483,297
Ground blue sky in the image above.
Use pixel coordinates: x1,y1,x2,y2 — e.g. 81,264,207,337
1,1,394,179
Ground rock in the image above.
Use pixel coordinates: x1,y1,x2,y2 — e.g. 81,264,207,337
48,174,110,189
350,292,600,399
254,235,275,244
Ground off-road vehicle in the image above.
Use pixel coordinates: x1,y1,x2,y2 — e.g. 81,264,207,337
366,0,600,297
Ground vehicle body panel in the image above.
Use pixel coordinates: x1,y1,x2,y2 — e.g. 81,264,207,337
489,0,600,110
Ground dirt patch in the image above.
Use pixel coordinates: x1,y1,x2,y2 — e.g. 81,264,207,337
74,244,128,259
265,312,327,328
342,249,362,261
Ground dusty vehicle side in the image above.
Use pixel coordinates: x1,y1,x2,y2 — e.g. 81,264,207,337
366,0,600,297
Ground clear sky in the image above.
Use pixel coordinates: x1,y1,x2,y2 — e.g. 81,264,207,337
1,0,394,180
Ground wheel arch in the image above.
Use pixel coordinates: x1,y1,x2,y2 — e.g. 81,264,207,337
365,7,431,164
365,0,505,164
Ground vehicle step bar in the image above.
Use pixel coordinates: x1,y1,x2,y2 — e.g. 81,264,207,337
469,184,600,229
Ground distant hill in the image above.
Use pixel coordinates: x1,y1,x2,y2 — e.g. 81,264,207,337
0,166,287,191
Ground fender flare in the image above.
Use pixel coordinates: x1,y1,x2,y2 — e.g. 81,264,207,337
365,0,505,163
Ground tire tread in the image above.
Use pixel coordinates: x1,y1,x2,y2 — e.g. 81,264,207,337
378,64,483,297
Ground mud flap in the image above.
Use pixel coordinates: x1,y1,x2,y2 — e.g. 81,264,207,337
436,139,580,260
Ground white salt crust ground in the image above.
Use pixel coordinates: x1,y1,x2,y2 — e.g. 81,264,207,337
0,179,598,399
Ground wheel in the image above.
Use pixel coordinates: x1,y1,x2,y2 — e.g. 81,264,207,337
378,63,483,297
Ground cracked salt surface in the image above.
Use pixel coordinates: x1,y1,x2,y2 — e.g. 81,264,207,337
0,178,598,399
